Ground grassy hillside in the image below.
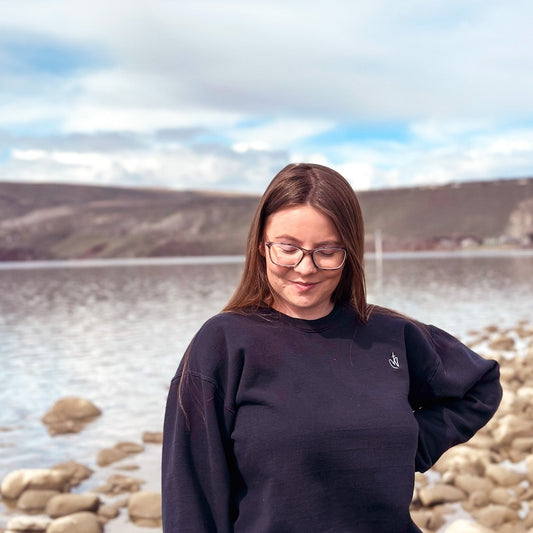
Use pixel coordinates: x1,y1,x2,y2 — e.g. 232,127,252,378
0,177,531,260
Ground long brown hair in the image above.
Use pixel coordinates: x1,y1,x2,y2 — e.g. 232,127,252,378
178,163,415,421
223,162,370,322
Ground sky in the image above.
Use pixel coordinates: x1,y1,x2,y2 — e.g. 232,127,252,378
1,0,532,193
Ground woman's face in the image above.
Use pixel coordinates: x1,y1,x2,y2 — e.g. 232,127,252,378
262,204,344,320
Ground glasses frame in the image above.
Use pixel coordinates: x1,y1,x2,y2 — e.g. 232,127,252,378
265,241,347,271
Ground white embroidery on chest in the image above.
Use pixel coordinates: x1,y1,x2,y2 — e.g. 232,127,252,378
389,352,400,369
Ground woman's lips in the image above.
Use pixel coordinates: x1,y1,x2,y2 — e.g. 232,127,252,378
290,281,318,291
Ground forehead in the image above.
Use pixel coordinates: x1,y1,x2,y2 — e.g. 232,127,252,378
264,205,341,243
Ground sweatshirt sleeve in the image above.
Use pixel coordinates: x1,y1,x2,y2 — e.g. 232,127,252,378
405,322,502,473
162,362,237,532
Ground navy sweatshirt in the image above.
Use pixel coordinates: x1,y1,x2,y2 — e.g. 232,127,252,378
162,305,502,532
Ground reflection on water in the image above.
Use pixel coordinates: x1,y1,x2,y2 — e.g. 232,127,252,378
366,251,533,332
0,262,243,490
0,251,532,526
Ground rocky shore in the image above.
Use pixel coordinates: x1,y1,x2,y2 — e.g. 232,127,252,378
1,321,532,533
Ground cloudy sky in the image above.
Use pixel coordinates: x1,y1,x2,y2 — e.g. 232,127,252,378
1,1,532,193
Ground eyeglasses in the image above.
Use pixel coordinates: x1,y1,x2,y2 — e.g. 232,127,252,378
265,242,347,270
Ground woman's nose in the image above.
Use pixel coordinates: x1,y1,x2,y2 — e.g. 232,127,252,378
294,252,318,274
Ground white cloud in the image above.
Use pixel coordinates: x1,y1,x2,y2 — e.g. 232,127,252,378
1,1,532,191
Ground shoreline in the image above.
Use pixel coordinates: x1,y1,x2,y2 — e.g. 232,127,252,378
0,247,532,271
2,320,533,532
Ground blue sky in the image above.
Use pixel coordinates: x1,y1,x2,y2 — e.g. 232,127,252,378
1,0,532,192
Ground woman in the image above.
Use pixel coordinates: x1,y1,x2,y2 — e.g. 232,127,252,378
162,163,502,532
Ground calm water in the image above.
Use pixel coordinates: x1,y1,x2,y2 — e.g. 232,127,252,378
0,251,532,529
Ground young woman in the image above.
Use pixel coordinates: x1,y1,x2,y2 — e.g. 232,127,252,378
162,163,502,532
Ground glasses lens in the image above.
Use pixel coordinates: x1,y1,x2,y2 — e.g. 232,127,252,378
269,243,303,266
313,248,346,269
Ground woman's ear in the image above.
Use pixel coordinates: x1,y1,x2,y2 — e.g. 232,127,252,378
259,242,265,257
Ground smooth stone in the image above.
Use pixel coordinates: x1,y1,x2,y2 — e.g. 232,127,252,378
16,489,60,512
410,509,445,531
511,436,533,452
473,504,518,529
128,491,162,528
418,484,465,506
525,455,533,483
46,511,102,533
491,414,533,446
52,461,93,488
97,503,120,520
433,446,490,475
488,336,515,351
1,469,69,500
42,397,101,435
454,474,494,494
96,447,127,467
114,441,144,454
142,431,163,444
46,493,100,518
93,473,144,495
467,490,489,509
489,487,520,509
485,464,526,486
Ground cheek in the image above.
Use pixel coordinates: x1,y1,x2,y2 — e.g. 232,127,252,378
326,270,343,288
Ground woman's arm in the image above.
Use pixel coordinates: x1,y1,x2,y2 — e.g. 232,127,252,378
405,323,502,472
162,371,236,532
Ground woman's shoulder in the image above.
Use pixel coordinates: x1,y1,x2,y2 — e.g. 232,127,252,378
366,305,421,329
198,308,271,334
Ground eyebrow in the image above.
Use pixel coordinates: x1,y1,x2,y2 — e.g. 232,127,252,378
271,235,343,247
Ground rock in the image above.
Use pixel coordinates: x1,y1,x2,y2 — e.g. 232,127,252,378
488,336,515,351
491,414,533,446
410,509,445,530
46,511,102,533
52,461,93,488
97,503,120,520
433,446,490,475
511,437,533,452
473,504,517,529
142,431,163,444
444,519,494,533
516,386,533,402
93,473,144,495
0,469,69,500
6,515,50,532
525,455,533,483
499,366,516,382
467,490,490,509
16,489,60,512
96,447,127,467
114,441,144,454
42,397,101,435
128,491,162,528
46,493,100,518
497,523,528,533
489,487,520,509
114,463,140,471
418,484,465,506
466,433,496,450
454,474,494,494
485,464,526,486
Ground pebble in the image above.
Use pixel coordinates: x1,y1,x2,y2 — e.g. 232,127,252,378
128,491,162,528
41,397,102,436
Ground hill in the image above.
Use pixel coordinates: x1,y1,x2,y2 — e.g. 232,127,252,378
0,177,531,260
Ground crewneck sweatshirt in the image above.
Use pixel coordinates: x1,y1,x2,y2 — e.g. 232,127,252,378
162,305,501,532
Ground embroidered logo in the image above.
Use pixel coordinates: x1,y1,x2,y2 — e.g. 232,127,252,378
389,352,400,369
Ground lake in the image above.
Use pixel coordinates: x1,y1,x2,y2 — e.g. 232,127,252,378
0,250,532,530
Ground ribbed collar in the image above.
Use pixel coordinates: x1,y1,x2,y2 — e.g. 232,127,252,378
258,304,345,333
